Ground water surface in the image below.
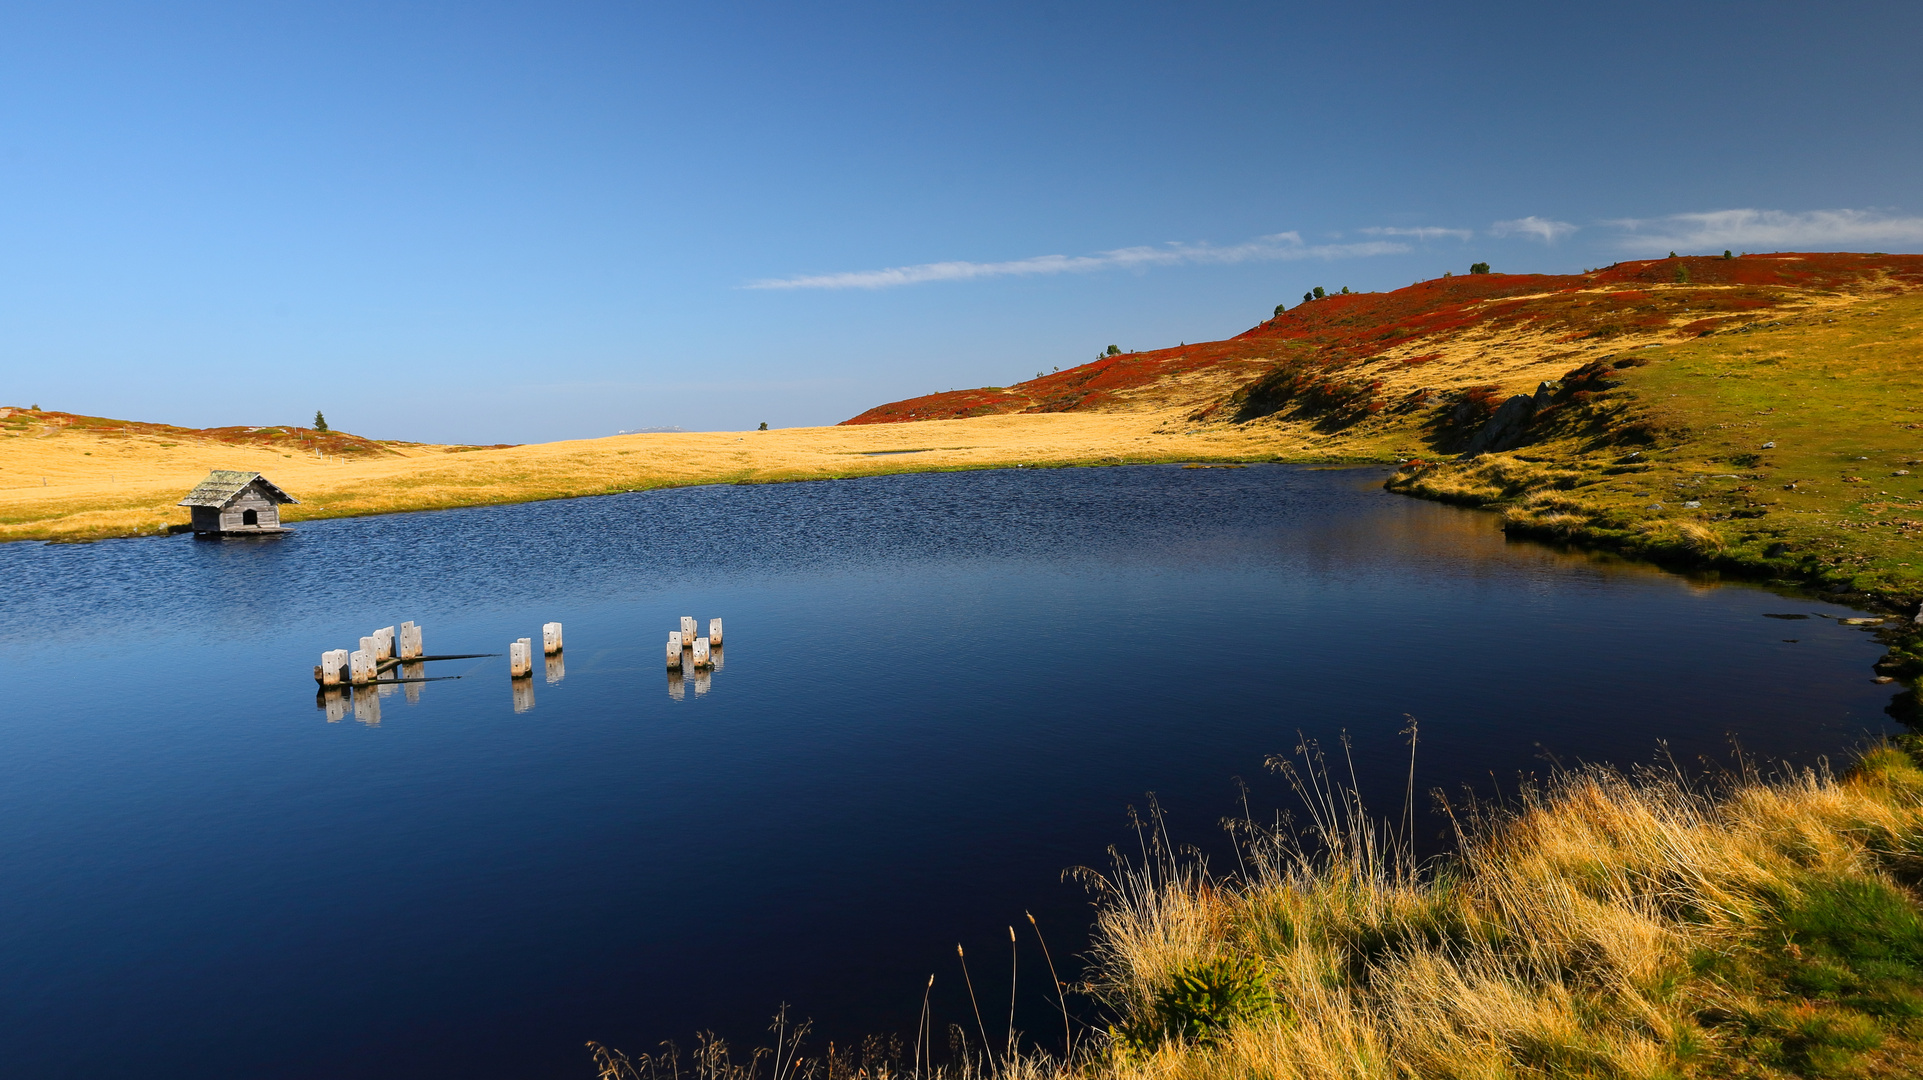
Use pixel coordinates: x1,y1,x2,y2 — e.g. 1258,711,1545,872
0,465,1898,1078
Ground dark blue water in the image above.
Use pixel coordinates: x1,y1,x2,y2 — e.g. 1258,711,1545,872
0,465,1899,1078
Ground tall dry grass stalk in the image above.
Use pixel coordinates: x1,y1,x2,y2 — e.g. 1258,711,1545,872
589,1006,1066,1080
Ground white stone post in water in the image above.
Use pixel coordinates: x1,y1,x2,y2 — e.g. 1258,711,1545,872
374,626,396,661
680,616,696,645
692,637,712,669
666,631,682,666
399,622,422,660
320,649,348,686
542,622,564,655
509,639,532,678
349,649,376,685
708,618,722,646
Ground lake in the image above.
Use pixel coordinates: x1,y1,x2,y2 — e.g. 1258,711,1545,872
0,464,1900,1078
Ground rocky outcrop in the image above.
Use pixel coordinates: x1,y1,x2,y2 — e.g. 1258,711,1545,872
1461,394,1538,457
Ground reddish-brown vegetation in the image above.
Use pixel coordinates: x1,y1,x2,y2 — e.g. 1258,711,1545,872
841,253,1923,425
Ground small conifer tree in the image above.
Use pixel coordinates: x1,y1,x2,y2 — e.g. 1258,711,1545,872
1469,262,1490,275
1273,303,1286,318
314,410,328,433
1106,345,1121,356
757,422,768,431
1312,286,1326,299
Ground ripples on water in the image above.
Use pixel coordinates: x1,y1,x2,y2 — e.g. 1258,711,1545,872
0,465,1898,1078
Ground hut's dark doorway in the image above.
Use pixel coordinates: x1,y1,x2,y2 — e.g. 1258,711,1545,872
242,509,258,526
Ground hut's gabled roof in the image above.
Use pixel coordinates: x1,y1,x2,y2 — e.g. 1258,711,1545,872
177,470,299,508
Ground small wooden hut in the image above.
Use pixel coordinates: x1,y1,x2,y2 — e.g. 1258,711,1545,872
178,470,298,536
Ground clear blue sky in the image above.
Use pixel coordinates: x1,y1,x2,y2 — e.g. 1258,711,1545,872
3,1,1919,443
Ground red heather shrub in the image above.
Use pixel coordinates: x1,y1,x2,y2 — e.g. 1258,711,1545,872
1462,384,1505,412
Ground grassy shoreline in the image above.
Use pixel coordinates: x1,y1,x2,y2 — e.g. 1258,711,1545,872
1381,291,1923,695
0,409,1340,545
593,742,1923,1080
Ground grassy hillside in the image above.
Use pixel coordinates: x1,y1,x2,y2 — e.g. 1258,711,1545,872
845,253,1923,431
8,254,1920,639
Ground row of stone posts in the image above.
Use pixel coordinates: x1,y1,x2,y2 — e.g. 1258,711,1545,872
318,620,425,687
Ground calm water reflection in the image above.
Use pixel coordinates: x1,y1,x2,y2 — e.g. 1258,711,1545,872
0,464,1899,1079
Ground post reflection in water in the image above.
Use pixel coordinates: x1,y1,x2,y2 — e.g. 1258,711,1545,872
352,689,380,726
665,644,724,699
512,678,535,714
544,653,565,685
317,687,347,723
401,662,425,704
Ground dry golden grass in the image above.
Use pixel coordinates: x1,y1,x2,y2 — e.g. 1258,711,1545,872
1075,744,1923,1080
0,406,1394,543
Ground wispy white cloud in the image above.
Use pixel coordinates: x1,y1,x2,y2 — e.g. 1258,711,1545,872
1490,216,1579,243
745,232,1409,290
1361,225,1473,242
1607,208,1923,253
